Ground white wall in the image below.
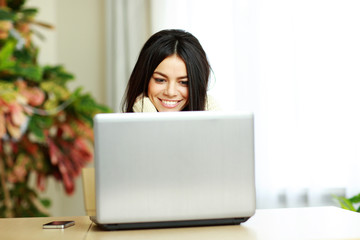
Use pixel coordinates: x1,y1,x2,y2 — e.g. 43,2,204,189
57,0,106,103
26,0,105,216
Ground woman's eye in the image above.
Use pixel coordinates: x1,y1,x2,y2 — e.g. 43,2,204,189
154,78,165,83
180,81,189,85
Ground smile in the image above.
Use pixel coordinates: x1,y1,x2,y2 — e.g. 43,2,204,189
160,99,181,108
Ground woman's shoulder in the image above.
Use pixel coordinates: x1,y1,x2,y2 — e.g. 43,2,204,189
132,95,157,112
206,95,222,111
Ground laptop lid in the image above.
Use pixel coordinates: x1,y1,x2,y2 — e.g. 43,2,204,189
93,111,255,225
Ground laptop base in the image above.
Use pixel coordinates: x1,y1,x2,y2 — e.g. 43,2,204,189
90,216,250,231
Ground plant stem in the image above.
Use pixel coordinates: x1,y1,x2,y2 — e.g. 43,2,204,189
0,156,14,217
30,194,50,216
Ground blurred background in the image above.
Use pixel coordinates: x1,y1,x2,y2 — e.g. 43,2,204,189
23,0,106,217
24,0,360,216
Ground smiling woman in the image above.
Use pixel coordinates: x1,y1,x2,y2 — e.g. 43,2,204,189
147,55,189,112
121,29,220,112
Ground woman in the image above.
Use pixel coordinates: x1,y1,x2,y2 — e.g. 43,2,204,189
121,29,219,112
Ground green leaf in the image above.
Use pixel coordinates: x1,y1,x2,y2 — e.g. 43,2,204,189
0,9,15,20
0,41,16,70
41,81,70,100
0,81,17,102
69,92,112,125
19,8,38,19
13,64,43,82
6,0,26,12
43,65,74,86
13,47,36,63
43,98,59,111
28,116,46,142
71,87,83,98
27,115,53,143
29,114,53,128
333,195,356,211
40,198,51,208
356,206,360,213
349,193,360,203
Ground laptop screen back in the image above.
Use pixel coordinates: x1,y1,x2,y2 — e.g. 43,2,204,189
94,111,255,224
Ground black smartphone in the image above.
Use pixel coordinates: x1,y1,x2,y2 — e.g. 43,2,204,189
43,220,75,229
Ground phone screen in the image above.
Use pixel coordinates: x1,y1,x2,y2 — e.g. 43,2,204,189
43,221,75,229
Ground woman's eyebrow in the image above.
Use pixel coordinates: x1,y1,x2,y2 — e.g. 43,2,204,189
153,71,167,78
153,71,188,79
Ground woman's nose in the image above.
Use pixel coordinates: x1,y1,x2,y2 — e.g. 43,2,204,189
164,82,176,96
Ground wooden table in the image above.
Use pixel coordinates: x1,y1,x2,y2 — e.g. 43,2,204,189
1,207,360,240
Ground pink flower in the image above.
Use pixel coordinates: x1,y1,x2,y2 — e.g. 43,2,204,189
59,123,75,139
16,80,45,106
58,160,75,194
37,173,46,192
6,115,21,139
22,87,45,106
13,164,27,182
48,139,59,165
29,88,45,106
9,102,26,127
71,137,93,163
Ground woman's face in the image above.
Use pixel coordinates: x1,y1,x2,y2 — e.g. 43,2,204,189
148,55,189,112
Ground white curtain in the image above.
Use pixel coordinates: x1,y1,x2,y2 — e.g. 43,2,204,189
106,0,360,208
105,0,152,111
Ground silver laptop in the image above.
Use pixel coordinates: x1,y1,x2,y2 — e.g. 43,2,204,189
91,111,256,230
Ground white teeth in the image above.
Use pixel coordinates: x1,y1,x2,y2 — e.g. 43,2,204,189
162,100,178,106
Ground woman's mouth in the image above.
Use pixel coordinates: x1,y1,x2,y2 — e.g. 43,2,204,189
160,99,181,108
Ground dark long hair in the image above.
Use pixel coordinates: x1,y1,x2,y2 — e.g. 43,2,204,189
122,29,211,112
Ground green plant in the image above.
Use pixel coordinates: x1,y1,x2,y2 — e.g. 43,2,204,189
333,193,360,212
0,0,111,217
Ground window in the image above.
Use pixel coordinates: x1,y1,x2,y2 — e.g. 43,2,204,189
106,0,360,208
